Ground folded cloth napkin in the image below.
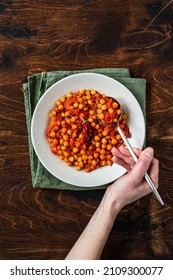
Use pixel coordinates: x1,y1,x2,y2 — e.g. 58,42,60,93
23,68,146,191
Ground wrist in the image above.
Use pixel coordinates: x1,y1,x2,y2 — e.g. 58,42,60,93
104,186,122,218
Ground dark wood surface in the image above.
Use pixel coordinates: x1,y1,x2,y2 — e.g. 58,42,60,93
0,0,173,260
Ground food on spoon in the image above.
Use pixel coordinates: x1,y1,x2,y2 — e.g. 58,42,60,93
46,89,131,172
95,96,122,124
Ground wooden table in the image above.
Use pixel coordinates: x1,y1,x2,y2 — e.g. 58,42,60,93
0,0,173,260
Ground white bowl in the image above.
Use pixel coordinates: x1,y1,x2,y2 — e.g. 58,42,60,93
31,73,145,187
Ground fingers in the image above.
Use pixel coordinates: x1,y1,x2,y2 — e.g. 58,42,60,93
130,147,154,185
111,146,158,188
119,146,142,158
111,155,132,172
111,146,140,171
111,147,134,166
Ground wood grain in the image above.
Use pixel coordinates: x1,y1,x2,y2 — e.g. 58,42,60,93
0,0,173,259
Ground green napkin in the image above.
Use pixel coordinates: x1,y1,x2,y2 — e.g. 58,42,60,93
23,68,146,191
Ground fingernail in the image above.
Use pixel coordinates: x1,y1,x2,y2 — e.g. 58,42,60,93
144,152,152,158
111,147,117,153
143,147,153,157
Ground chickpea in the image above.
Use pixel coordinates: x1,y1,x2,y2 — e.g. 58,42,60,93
86,95,92,101
94,135,100,141
79,89,85,94
100,149,106,155
102,138,107,144
79,161,84,168
91,122,96,127
75,142,81,148
64,141,69,147
116,134,121,140
108,108,114,113
79,104,84,109
95,142,101,148
76,166,81,171
69,156,74,162
100,160,107,166
61,146,67,151
88,155,93,160
50,131,55,137
98,113,104,120
63,151,69,158
48,137,53,143
88,117,94,122
100,154,105,160
56,100,61,106
57,150,62,156
65,111,70,117
59,155,64,160
72,124,77,130
97,109,102,115
100,98,106,104
82,155,88,160
91,90,97,95
107,144,112,150
120,124,125,129
91,160,97,166
61,120,66,126
117,109,122,115
63,135,69,141
51,110,57,116
101,144,106,149
89,110,95,115
71,116,76,122
122,114,127,119
73,147,79,153
74,103,79,108
84,167,91,173
67,129,72,135
111,139,117,145
58,104,64,110
106,155,112,160
61,127,67,133
101,104,107,110
102,130,108,136
66,93,73,98
80,149,86,155
61,97,66,103
113,102,118,108
93,152,99,159
97,103,102,109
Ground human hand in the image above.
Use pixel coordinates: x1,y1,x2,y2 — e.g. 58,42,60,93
109,146,159,210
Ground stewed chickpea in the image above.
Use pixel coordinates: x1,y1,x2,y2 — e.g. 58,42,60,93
46,89,131,172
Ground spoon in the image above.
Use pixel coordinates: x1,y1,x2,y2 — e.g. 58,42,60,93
95,97,164,206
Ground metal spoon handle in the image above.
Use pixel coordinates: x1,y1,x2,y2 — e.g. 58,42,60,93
117,126,164,206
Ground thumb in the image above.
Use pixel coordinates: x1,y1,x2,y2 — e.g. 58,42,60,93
130,147,154,185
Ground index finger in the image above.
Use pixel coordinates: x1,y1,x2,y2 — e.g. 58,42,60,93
119,146,142,158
